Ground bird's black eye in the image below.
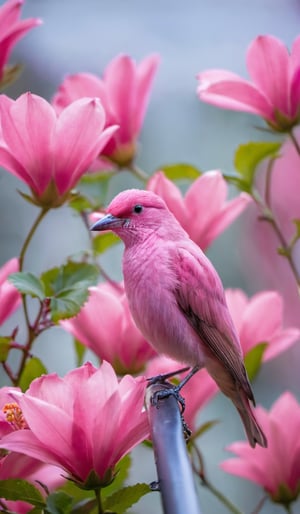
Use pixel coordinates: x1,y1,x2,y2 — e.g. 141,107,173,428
133,204,143,214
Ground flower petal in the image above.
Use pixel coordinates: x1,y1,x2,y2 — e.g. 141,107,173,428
197,69,273,119
246,35,290,116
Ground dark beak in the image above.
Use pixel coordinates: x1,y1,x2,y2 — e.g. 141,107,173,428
90,213,125,231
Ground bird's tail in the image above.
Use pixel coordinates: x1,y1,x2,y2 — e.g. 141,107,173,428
235,390,267,448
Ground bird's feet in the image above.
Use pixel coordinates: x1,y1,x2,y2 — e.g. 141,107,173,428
147,366,190,386
150,384,186,413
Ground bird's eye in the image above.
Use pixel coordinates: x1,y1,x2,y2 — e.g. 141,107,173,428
133,204,143,214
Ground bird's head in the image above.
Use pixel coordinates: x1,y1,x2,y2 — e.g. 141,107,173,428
90,189,184,245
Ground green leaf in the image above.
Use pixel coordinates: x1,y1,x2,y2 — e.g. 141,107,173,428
103,483,151,513
74,339,87,367
190,419,219,441
92,232,120,255
46,491,73,514
159,163,201,181
244,343,268,381
40,262,99,322
69,193,94,212
0,479,45,507
76,172,113,209
8,272,45,301
19,357,48,391
0,336,11,362
234,141,281,192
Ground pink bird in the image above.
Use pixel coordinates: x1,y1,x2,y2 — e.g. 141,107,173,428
91,189,267,448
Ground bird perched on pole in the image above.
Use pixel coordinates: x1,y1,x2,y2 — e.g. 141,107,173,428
91,189,267,448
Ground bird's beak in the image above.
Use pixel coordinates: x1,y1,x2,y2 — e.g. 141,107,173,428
90,213,125,231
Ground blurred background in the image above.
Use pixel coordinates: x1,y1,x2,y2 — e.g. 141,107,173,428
1,0,300,512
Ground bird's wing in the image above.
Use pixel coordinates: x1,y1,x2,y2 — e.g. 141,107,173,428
173,244,253,400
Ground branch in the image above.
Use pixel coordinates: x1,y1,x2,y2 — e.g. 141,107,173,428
145,382,202,514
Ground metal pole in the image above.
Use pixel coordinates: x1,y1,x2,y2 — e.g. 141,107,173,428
145,382,202,514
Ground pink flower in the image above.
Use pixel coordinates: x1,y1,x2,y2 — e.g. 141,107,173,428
0,453,64,514
220,392,300,504
146,356,218,432
241,129,300,328
0,257,21,325
225,289,300,361
147,170,251,249
0,93,117,207
52,54,160,167
197,35,300,131
61,281,156,374
0,362,149,488
0,0,41,83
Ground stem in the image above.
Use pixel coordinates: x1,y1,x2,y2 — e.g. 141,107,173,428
284,505,293,514
94,488,103,514
191,443,243,514
127,162,149,182
19,207,49,271
288,128,300,156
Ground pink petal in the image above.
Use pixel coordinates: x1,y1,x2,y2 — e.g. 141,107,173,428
263,327,300,361
184,171,250,249
290,37,300,117
52,73,105,113
54,98,117,194
104,55,136,143
61,286,124,360
147,171,188,227
0,0,23,29
225,289,248,335
0,18,42,75
239,292,284,352
0,93,56,195
201,192,251,248
197,69,273,119
246,35,290,116
134,54,160,134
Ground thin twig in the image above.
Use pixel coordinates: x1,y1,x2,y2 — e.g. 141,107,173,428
191,442,243,514
288,128,300,157
127,162,149,182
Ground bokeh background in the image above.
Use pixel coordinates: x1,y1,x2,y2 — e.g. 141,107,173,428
1,0,300,512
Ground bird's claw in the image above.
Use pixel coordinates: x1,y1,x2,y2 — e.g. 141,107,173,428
150,480,160,491
150,385,186,413
146,366,190,386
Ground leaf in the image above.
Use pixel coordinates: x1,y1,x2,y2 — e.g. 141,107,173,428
40,262,99,322
234,141,281,192
77,172,113,209
0,479,45,507
74,339,86,367
92,232,120,255
103,483,151,513
190,419,219,441
159,163,201,181
8,272,45,301
0,336,11,362
46,491,73,514
19,357,48,391
69,194,94,212
244,343,268,381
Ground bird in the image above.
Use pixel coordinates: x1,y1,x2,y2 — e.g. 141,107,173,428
90,189,267,448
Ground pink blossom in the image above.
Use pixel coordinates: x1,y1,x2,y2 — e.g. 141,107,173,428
197,35,300,131
0,453,64,514
220,392,300,504
0,93,118,207
241,129,300,328
146,356,218,432
61,281,156,374
52,54,160,167
0,257,21,325
225,289,300,361
147,170,251,249
0,0,41,82
0,362,149,487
